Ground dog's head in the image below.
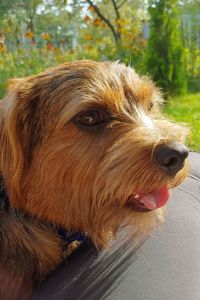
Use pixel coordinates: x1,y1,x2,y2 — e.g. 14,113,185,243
0,61,189,247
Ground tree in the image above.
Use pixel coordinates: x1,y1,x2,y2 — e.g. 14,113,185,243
86,0,127,45
0,0,77,51
146,0,187,95
179,0,200,91
0,0,41,46
79,0,147,65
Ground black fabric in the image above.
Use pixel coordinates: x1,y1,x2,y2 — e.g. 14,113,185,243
31,152,200,300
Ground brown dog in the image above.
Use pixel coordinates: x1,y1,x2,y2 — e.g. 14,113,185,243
0,60,189,299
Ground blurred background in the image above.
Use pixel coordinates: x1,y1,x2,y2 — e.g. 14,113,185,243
0,0,199,149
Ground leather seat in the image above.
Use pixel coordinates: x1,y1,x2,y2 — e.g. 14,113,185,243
31,152,200,300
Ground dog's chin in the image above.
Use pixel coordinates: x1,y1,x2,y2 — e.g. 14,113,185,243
124,186,169,213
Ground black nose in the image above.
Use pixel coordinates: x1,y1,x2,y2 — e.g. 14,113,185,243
154,142,189,175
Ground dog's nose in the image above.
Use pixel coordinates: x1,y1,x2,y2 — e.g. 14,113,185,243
154,142,189,175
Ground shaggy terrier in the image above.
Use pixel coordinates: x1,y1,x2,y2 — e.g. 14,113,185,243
0,61,189,299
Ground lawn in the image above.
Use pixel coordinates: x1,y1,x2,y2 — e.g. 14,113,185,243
164,93,200,151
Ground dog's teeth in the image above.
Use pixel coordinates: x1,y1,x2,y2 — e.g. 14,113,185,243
134,194,140,199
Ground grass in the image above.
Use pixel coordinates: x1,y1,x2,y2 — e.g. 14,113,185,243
164,93,200,151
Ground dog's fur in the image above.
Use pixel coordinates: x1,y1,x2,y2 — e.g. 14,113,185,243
0,60,188,299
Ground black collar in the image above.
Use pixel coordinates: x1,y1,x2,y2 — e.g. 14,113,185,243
0,174,85,246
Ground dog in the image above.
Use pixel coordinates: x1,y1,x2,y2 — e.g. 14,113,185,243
0,60,189,299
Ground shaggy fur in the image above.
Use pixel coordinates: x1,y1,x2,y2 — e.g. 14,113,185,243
0,60,188,299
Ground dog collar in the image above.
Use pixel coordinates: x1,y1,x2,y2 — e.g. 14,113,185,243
0,173,85,247
57,228,85,246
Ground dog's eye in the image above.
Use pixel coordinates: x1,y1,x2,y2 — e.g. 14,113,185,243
75,109,106,127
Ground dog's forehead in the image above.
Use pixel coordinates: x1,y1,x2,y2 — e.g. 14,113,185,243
46,61,163,126
94,62,158,109
61,61,161,113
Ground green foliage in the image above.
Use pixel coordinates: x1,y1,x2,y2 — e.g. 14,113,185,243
0,43,144,100
164,93,200,150
146,0,187,95
0,0,148,99
0,46,90,99
180,1,200,92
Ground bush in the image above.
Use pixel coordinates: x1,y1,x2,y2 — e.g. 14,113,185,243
146,0,187,95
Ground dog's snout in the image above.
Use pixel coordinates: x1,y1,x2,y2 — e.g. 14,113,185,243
154,142,189,175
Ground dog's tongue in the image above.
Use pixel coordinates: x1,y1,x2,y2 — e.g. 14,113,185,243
139,186,169,210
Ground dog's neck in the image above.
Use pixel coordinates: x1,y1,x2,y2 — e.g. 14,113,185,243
0,173,85,245
0,173,85,300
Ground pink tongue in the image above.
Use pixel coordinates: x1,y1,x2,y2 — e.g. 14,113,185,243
139,187,169,210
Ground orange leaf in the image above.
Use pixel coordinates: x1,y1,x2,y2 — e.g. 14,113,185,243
93,18,101,26
84,34,93,40
24,31,34,39
2,27,10,33
84,15,91,22
88,5,95,11
41,32,51,40
0,43,6,53
46,42,54,50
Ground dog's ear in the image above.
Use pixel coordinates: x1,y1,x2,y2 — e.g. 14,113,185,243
0,77,42,206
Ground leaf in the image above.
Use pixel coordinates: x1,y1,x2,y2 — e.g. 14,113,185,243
24,31,34,39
